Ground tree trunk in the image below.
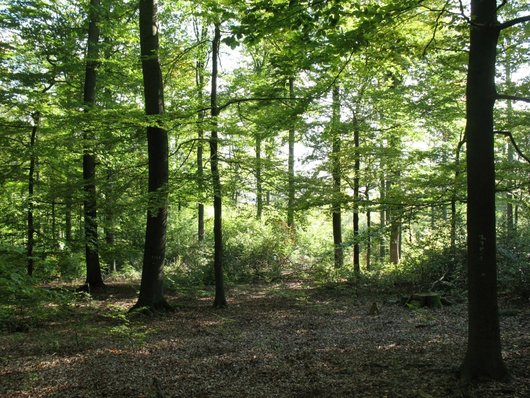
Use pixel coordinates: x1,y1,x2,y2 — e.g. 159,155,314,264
353,125,361,275
379,171,385,261
504,50,514,239
287,77,295,229
331,85,343,268
460,0,508,381
27,112,39,276
210,23,227,308
133,0,170,311
195,38,206,242
82,0,104,289
256,134,263,220
366,188,371,271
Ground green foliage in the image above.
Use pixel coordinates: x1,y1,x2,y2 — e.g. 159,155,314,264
498,231,530,299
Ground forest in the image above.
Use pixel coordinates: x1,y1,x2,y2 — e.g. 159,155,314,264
0,0,529,397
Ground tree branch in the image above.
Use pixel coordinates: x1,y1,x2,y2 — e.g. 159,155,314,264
499,15,530,30
495,131,530,164
496,93,530,103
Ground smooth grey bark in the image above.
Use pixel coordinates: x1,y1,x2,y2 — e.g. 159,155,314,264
27,112,39,276
353,124,361,275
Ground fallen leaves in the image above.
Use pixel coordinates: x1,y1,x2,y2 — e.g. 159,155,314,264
0,281,529,397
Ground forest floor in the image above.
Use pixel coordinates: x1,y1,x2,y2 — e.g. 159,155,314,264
0,280,529,398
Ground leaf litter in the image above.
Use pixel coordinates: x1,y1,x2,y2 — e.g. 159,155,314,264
0,281,528,397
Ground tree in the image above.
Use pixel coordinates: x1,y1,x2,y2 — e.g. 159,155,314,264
460,0,529,382
82,0,105,290
330,85,343,268
132,0,170,311
210,22,227,308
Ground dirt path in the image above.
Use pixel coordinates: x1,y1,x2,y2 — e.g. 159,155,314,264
1,282,529,397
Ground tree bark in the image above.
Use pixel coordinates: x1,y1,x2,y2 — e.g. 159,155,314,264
366,188,371,271
133,0,170,311
27,112,39,276
287,77,295,229
460,0,509,382
195,35,206,242
82,0,104,289
331,85,343,268
353,124,361,275
256,134,263,219
210,23,227,308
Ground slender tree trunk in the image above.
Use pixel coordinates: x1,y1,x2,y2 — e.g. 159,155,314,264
133,0,170,310
196,51,206,242
450,138,465,269
105,169,117,273
256,134,263,220
65,193,72,245
505,52,514,239
287,77,295,229
331,85,343,268
353,125,361,275
379,168,385,261
27,112,39,276
210,23,227,308
460,0,508,381
366,188,371,271
82,0,104,289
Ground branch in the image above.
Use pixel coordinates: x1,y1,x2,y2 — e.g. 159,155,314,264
495,131,530,164
496,0,508,12
499,15,530,30
496,93,530,103
458,0,472,25
422,0,450,57
217,96,304,112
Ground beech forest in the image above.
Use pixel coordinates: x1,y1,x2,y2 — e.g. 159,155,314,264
0,1,529,397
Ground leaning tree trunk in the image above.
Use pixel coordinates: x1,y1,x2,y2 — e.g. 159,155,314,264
210,23,227,308
27,112,39,276
331,85,343,268
82,0,104,289
133,0,170,311
460,0,508,382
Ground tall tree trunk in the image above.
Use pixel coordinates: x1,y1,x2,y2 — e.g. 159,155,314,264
379,167,385,261
105,169,117,273
331,85,343,268
256,134,263,220
65,193,72,245
504,50,514,239
82,0,104,289
133,0,170,311
353,125,361,275
27,112,39,276
460,0,508,381
210,23,227,308
287,77,295,229
366,188,371,271
450,138,465,271
195,47,206,242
